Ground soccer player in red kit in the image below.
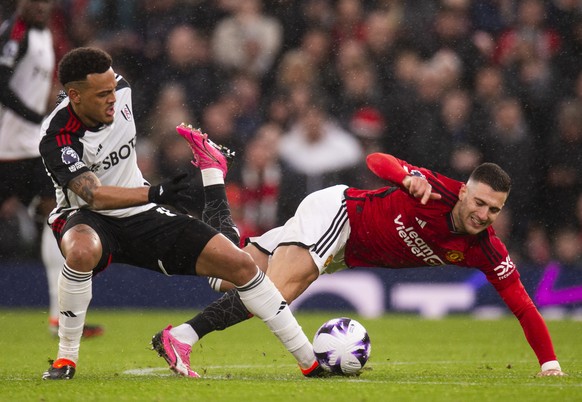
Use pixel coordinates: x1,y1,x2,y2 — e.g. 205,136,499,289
153,137,565,378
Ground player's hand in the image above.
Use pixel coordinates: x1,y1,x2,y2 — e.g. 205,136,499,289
536,369,567,377
402,175,442,205
148,173,193,213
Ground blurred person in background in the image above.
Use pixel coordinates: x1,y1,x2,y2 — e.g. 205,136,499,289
348,106,388,189
478,97,536,243
551,5,582,93
233,122,283,240
552,225,582,267
543,100,582,234
494,0,561,67
276,88,363,224
420,4,487,89
333,37,385,123
0,0,102,337
439,89,482,181
405,54,461,170
471,65,508,134
330,0,367,48
211,0,283,78
136,23,221,127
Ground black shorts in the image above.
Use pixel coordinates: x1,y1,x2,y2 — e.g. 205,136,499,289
0,157,55,205
52,207,219,275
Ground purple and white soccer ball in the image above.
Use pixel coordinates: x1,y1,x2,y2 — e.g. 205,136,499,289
313,317,371,375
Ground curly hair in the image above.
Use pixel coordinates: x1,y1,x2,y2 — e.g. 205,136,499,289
58,47,112,86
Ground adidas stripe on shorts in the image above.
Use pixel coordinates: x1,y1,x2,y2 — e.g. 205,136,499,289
247,185,351,274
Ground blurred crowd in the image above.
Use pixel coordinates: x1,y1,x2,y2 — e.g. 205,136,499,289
1,0,582,267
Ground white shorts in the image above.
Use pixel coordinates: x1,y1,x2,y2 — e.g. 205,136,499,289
247,185,351,274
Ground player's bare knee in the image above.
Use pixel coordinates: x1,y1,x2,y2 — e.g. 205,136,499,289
231,250,258,284
63,246,101,272
61,225,102,272
211,249,258,287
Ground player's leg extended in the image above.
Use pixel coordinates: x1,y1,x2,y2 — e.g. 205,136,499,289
43,223,102,380
157,124,315,374
194,235,318,371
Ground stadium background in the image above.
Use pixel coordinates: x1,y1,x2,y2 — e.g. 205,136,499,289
1,0,582,317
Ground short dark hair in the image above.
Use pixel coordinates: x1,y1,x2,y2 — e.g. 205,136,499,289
58,47,112,86
469,162,512,193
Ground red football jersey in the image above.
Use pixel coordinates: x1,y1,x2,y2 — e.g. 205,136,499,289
342,153,557,367
344,157,519,292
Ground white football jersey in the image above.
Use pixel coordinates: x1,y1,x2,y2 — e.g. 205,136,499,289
39,75,155,223
0,18,55,159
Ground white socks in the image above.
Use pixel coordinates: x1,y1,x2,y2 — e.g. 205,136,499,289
57,264,93,363
236,269,315,369
41,224,64,320
171,324,199,346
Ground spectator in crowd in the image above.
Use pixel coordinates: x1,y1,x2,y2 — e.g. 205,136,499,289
405,58,456,170
348,106,388,189
421,4,487,88
234,122,283,239
479,97,536,242
334,56,384,126
553,13,582,93
361,9,400,94
524,224,552,266
381,48,423,158
552,225,582,266
494,0,561,67
139,23,221,124
543,100,582,233
439,89,482,180
225,72,264,144
277,88,363,223
330,0,367,48
211,0,283,77
471,65,508,133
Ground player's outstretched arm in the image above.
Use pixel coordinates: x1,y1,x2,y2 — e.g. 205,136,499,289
497,280,567,377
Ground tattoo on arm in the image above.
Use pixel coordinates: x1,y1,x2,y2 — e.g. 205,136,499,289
68,172,101,205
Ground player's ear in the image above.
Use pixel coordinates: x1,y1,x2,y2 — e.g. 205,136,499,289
67,87,81,104
458,183,467,201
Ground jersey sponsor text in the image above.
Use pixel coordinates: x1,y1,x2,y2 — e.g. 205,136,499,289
394,214,445,266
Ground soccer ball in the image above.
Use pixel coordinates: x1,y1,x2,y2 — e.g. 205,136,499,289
312,317,371,375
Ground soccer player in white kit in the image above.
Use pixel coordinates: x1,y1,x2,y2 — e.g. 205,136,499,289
39,47,317,380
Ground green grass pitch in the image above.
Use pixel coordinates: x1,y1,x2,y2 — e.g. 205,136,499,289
0,309,580,401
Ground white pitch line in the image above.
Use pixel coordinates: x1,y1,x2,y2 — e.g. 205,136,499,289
122,366,582,388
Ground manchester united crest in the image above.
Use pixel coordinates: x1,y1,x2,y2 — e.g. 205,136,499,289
445,250,465,263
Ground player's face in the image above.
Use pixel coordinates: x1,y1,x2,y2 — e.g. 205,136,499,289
452,180,507,235
71,68,117,128
20,0,53,29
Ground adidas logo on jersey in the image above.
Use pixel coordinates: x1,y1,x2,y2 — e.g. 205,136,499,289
415,217,427,228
